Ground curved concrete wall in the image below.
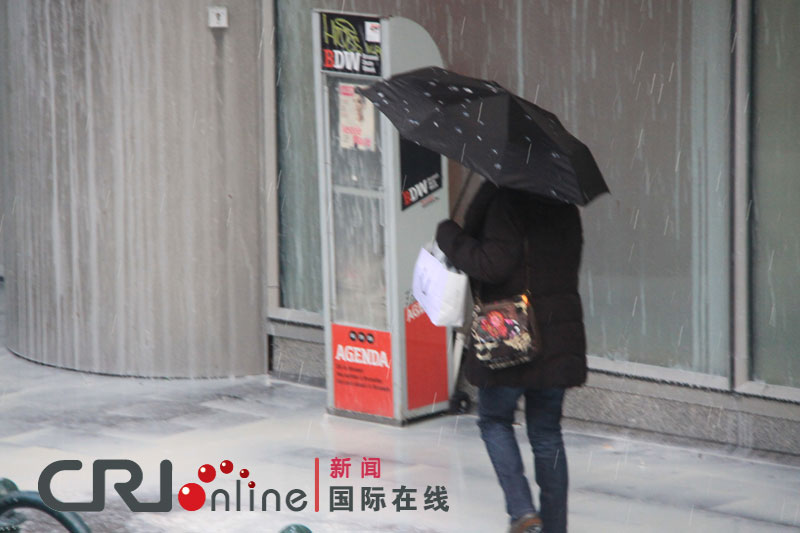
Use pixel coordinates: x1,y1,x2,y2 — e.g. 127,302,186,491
0,0,266,377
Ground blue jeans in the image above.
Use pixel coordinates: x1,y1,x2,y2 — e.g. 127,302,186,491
478,387,568,533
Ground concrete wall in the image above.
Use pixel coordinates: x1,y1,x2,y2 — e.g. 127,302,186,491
0,0,266,377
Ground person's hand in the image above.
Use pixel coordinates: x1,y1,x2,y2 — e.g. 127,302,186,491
435,219,462,250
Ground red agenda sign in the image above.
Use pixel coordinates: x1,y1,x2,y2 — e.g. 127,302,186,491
332,324,393,417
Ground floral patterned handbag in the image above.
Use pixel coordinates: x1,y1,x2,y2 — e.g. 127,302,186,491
470,240,542,370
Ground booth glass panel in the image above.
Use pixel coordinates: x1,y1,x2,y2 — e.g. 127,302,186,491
331,193,387,329
326,75,383,191
325,73,387,330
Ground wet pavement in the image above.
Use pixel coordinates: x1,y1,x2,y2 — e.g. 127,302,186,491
1,284,800,532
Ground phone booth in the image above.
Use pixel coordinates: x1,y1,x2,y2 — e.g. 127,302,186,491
313,11,452,424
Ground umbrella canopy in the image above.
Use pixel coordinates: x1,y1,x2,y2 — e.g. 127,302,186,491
358,66,609,205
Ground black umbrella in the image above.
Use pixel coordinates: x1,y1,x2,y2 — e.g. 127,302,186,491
357,66,609,205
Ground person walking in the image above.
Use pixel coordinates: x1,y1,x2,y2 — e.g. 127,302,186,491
436,183,587,533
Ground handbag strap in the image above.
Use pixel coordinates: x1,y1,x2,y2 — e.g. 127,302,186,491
522,236,531,297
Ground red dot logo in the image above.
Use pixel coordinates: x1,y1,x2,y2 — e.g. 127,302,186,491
198,464,216,483
178,483,206,511
248,481,255,489
239,468,250,479
220,460,233,474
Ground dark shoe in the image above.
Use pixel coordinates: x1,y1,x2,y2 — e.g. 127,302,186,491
508,512,543,533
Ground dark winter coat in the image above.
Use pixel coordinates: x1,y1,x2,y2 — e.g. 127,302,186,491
436,186,587,389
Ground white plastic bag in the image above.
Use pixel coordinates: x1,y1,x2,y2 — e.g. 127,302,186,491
412,243,470,327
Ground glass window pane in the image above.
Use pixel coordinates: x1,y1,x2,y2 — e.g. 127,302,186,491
569,1,732,375
275,0,322,313
751,0,800,388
